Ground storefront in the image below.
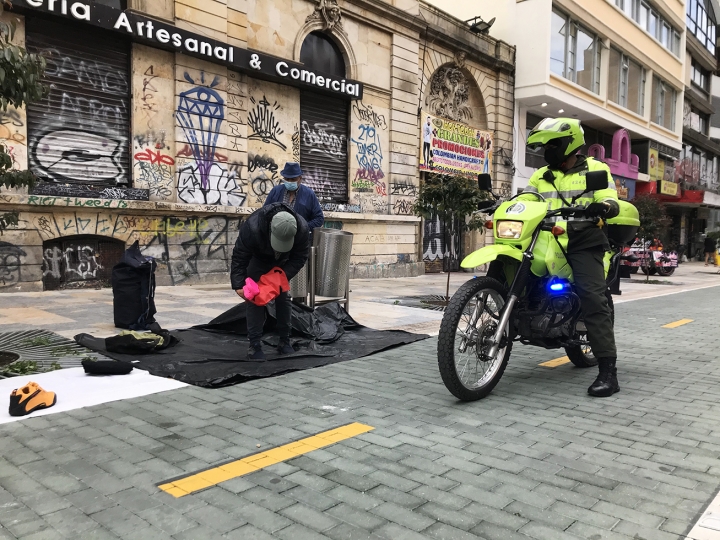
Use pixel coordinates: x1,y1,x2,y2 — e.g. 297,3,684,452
0,0,515,291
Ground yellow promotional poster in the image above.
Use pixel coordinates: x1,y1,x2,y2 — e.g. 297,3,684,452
657,159,665,182
660,180,679,196
649,148,659,180
420,111,492,177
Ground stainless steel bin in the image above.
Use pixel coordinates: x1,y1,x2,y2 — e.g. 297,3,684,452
289,260,308,300
313,229,353,298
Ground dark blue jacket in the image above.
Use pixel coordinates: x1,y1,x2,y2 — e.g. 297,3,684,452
264,184,324,230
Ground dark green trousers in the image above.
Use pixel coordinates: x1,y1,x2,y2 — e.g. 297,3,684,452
567,247,617,359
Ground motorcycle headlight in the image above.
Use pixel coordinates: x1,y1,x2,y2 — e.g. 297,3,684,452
496,221,523,239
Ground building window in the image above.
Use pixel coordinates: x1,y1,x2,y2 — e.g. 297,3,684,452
652,77,676,130
687,0,717,54
691,59,710,92
609,48,645,115
615,0,682,56
684,100,710,134
550,9,601,93
525,113,546,169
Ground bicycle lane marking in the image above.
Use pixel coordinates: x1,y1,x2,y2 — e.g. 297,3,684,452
662,318,694,328
157,422,374,497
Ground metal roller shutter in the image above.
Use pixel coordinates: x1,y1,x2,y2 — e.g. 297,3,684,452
26,18,131,186
300,92,349,203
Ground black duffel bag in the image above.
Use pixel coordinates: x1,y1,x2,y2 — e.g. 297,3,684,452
112,240,157,330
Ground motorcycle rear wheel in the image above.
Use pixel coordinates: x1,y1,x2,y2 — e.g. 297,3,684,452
657,266,675,277
565,292,614,368
437,277,512,401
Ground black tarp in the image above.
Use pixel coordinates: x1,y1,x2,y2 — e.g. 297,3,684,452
75,302,428,388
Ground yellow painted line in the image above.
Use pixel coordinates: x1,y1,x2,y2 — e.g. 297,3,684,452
158,422,374,498
662,318,694,329
539,356,571,368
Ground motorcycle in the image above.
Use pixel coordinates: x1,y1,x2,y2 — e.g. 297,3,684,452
620,240,678,277
437,172,640,401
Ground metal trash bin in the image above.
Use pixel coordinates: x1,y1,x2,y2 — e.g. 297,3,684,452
313,229,353,297
289,258,308,300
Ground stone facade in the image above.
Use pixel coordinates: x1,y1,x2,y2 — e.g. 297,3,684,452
0,0,514,292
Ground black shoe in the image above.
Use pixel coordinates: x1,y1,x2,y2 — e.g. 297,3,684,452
248,343,265,361
588,357,620,397
277,340,294,355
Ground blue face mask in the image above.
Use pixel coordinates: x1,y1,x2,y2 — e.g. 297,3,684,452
283,181,298,191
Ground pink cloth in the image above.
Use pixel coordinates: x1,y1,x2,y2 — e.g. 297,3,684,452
243,278,260,301
250,268,290,306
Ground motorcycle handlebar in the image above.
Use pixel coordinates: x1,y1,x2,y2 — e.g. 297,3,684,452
547,206,586,217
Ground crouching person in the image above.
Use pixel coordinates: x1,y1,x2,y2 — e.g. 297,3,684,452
231,203,310,360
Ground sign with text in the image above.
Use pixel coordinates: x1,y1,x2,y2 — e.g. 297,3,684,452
419,111,492,177
12,0,363,99
659,180,679,196
649,148,660,181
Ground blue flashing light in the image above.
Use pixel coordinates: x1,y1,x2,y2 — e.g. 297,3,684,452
548,279,570,293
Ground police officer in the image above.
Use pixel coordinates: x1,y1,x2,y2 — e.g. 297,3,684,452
520,118,620,397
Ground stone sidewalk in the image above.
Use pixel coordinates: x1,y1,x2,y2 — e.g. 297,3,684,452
0,270,717,538
0,261,717,341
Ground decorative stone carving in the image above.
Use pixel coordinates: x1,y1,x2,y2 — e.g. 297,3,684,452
425,63,473,122
306,0,344,33
453,51,467,69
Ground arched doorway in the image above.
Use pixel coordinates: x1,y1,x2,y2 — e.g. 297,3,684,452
42,236,125,290
299,32,350,203
422,62,489,273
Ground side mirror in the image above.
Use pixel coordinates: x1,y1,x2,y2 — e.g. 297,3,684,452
478,173,493,191
585,170,610,193
477,200,495,210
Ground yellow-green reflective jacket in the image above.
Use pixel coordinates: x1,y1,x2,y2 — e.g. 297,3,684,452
518,156,619,250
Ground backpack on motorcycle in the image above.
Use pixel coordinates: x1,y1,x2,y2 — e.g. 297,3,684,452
112,241,157,330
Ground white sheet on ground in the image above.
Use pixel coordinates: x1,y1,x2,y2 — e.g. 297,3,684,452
0,368,187,424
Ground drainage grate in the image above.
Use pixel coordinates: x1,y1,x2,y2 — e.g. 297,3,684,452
381,295,449,312
0,330,109,378
0,351,20,367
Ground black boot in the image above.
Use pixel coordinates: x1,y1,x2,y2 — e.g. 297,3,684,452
588,357,619,397
248,342,266,361
277,339,294,355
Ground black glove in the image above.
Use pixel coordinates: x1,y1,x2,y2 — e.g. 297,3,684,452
584,202,610,218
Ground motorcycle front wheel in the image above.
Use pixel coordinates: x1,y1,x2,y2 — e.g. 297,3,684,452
437,277,512,401
657,266,675,277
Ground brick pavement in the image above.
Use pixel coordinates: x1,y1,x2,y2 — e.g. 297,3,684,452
0,282,717,538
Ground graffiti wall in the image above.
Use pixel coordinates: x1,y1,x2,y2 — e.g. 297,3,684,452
26,18,132,186
175,62,248,208
132,46,177,201
246,79,299,207
0,206,242,290
348,94,396,215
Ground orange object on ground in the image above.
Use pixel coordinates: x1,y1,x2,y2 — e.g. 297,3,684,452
9,382,57,417
250,267,290,306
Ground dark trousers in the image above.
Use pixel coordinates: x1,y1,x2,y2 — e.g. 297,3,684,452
245,257,292,346
246,291,291,345
423,142,431,164
567,247,617,359
487,247,617,359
